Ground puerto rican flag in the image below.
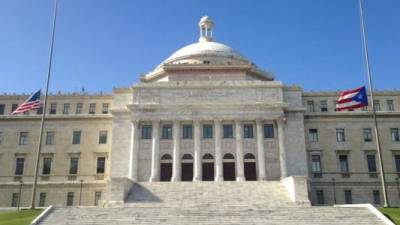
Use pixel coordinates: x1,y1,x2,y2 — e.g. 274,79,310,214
11,90,41,115
336,86,368,111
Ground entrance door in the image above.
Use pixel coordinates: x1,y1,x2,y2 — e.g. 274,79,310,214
202,163,214,181
244,162,257,181
160,163,172,181
181,163,193,181
223,162,235,181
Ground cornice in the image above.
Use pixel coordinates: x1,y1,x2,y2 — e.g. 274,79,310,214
132,80,284,89
0,114,112,121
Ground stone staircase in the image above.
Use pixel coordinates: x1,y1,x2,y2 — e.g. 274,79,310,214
37,181,390,225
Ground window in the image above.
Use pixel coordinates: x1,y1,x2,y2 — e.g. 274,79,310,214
320,100,328,112
96,157,105,174
391,128,399,142
339,155,349,173
72,131,81,144
373,100,381,111
46,131,55,145
42,158,52,175
142,125,152,139
311,155,322,178
15,158,24,175
373,190,380,205
182,125,193,139
363,128,372,142
367,155,377,173
316,190,324,205
307,100,315,112
395,155,400,173
89,103,96,114
309,129,319,143
264,124,274,138
37,104,43,114
203,125,213,139
0,104,5,114
11,193,19,207
99,131,107,144
19,132,28,145
76,103,83,114
0,132,3,145
69,158,79,175
344,190,352,204
336,129,345,142
102,103,109,114
11,104,18,113
94,191,102,206
243,124,253,139
66,192,74,206
223,124,233,138
161,125,172,139
39,193,46,207
387,100,394,111
63,103,70,114
50,103,57,114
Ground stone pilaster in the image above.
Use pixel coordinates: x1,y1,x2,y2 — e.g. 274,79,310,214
256,119,267,181
149,120,160,182
235,120,245,181
214,119,223,181
128,120,140,181
277,118,288,178
171,120,181,182
193,120,202,181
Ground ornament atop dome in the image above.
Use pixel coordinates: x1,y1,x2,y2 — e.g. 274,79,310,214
198,16,214,42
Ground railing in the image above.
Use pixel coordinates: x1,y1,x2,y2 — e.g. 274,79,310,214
0,174,108,183
309,171,400,183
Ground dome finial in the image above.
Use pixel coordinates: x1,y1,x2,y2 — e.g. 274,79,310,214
198,16,214,42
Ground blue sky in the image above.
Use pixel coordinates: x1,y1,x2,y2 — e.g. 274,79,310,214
0,0,399,94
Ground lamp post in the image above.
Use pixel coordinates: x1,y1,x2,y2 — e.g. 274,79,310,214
17,181,23,211
332,177,337,205
79,180,83,206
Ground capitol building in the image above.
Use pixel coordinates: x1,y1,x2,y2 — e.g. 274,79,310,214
0,16,400,219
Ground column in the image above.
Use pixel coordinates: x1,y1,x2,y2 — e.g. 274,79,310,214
149,120,160,182
193,120,202,181
277,118,288,178
128,120,140,181
214,119,223,181
235,120,245,181
256,119,267,181
171,120,181,182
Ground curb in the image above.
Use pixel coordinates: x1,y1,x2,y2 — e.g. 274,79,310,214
30,205,54,225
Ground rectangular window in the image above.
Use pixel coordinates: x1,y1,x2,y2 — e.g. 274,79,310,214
264,124,274,138
89,103,96,114
96,157,105,174
66,192,74,206
15,158,24,175
311,155,322,173
76,103,83,114
11,193,19,207
316,190,324,205
336,129,345,142
42,158,52,175
37,104,43,114
367,155,377,172
19,132,28,145
307,100,315,112
395,155,400,173
391,128,399,142
11,104,18,113
46,131,55,145
69,158,79,175
63,103,70,114
363,128,372,142
243,124,254,139
0,132,3,145
102,103,109,114
339,155,349,173
373,190,380,205
223,124,233,139
141,125,152,139
203,125,213,139
373,100,381,111
0,104,5,115
161,125,172,139
94,191,102,206
50,103,57,114
320,100,328,112
387,100,395,111
99,130,107,144
72,131,81,144
309,129,319,143
182,125,193,139
344,190,352,204
39,193,46,207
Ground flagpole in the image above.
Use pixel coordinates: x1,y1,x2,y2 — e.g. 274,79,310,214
358,0,389,207
30,0,58,209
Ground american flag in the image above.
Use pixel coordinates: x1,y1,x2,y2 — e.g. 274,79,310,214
336,86,368,111
11,90,41,115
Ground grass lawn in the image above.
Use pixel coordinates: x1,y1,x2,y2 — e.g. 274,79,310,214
380,208,400,225
0,209,43,225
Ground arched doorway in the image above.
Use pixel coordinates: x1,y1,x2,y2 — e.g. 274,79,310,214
244,153,257,181
181,154,194,181
223,153,236,181
202,153,214,181
160,154,172,182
